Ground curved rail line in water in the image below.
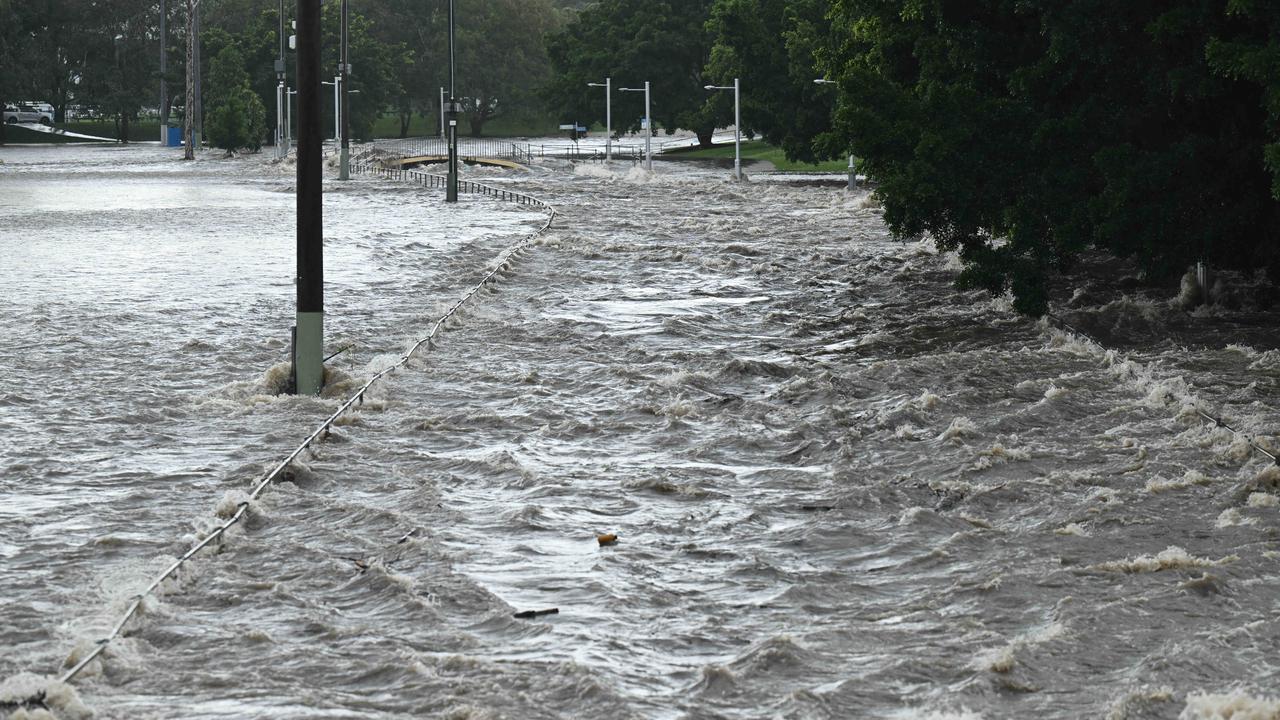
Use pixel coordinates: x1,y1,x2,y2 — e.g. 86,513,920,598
1046,312,1279,467
43,159,556,693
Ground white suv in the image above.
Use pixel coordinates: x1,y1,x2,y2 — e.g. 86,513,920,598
4,103,54,125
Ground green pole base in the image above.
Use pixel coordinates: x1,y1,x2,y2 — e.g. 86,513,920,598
339,147,350,180
295,311,324,395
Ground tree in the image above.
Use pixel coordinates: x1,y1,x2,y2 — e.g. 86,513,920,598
544,0,719,146
70,0,161,142
320,1,404,141
453,0,558,136
206,44,266,153
816,0,1280,315
705,0,835,163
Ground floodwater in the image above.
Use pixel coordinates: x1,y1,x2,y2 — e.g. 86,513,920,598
1,142,1278,720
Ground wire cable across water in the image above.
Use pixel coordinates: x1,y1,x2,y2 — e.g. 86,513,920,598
53,163,556,688
1046,312,1278,467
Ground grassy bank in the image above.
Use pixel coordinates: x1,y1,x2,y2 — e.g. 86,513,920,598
665,140,851,172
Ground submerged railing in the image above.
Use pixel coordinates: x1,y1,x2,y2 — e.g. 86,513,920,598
41,153,556,698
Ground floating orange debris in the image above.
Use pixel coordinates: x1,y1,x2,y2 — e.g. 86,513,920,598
596,533,618,546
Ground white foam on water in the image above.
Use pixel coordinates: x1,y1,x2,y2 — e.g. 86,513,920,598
1180,690,1280,720
973,442,1030,469
1055,523,1090,537
1092,546,1238,573
0,674,92,720
1105,685,1176,720
1246,349,1280,371
970,621,1066,674
1214,508,1258,528
1145,470,1211,494
939,417,978,443
1246,492,1279,508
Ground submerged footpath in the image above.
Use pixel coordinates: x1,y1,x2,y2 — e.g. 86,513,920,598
1,144,1278,719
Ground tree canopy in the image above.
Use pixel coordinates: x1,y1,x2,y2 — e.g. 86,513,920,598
206,44,266,153
545,0,720,146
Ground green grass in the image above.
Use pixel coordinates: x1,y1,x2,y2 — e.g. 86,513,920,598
665,139,852,172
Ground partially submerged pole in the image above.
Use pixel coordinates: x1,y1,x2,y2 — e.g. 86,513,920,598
159,0,168,144
183,0,194,159
294,0,324,395
446,0,459,203
338,0,350,180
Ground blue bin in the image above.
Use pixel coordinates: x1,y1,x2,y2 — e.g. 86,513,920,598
166,125,183,147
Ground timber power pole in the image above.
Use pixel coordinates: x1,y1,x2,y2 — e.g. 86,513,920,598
338,0,350,180
445,0,458,202
193,1,202,148
183,0,195,159
159,0,167,144
294,0,324,395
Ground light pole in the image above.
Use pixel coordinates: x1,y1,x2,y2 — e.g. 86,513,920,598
321,78,340,142
618,81,650,171
814,78,856,190
587,78,611,161
704,78,741,181
445,0,459,202
276,81,286,156
274,0,286,158
338,0,350,180
439,86,445,140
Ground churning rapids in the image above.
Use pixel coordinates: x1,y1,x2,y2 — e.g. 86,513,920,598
1,143,1278,720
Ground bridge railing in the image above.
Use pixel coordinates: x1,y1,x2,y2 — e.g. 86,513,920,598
388,138,647,164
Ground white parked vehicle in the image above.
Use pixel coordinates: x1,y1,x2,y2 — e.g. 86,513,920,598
4,103,54,125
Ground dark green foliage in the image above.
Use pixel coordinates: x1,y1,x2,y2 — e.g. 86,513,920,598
319,2,405,141
818,0,1280,314
206,44,266,153
544,0,719,146
705,0,836,163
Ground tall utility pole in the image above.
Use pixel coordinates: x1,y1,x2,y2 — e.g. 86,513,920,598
445,0,458,202
294,0,324,395
159,0,167,144
183,0,195,159
193,1,203,148
275,0,286,158
338,0,350,180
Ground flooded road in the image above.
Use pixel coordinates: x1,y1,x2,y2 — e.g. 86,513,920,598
1,143,1278,719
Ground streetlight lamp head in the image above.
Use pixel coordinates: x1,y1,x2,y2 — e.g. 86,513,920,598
704,85,715,90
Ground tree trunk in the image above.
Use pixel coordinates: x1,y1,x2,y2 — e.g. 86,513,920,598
120,115,130,144
398,111,410,138
469,115,485,137
696,129,714,149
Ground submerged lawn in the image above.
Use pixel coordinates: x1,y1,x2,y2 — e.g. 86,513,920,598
665,140,852,172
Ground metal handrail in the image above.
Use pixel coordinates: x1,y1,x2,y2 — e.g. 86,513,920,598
52,154,556,689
